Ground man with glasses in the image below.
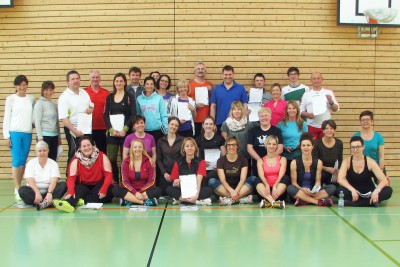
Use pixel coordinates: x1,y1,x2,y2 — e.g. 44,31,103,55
300,72,339,139
281,67,309,104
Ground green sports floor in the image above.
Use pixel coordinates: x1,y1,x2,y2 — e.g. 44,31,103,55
1,179,399,267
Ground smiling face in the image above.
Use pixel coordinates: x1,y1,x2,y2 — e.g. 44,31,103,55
114,76,126,91
159,76,169,90
15,81,28,96
144,80,155,95
287,103,298,119
310,72,323,89
271,85,281,100
42,87,54,100
178,84,189,97
37,146,49,159
232,106,242,120
151,72,160,82
134,119,146,134
129,71,141,86
300,139,313,155
183,139,197,157
202,118,215,133
89,71,101,87
360,115,373,130
131,140,144,158
222,70,234,85
194,64,206,78
168,119,180,134
67,73,81,91
266,138,278,154
79,139,94,157
350,140,364,157
323,124,335,138
258,110,271,127
226,140,238,155
288,70,299,83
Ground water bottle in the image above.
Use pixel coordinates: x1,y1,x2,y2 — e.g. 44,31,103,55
338,191,344,209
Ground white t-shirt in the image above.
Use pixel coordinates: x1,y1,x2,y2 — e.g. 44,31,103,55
24,158,61,194
58,87,92,128
3,94,35,139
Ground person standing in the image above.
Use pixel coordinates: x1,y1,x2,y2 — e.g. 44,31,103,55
281,67,309,104
127,66,145,100
85,70,109,153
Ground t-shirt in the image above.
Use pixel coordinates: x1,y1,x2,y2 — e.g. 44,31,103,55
313,137,343,168
281,83,310,103
195,134,225,160
123,133,156,156
58,88,93,129
217,155,248,188
85,86,109,130
188,79,214,123
247,125,283,159
277,120,308,160
24,158,60,194
352,131,384,164
264,99,287,126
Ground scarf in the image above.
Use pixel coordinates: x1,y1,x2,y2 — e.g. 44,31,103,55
75,147,100,168
225,117,247,132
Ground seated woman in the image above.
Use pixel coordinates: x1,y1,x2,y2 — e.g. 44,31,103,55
287,133,336,207
313,120,343,185
113,140,161,206
54,137,114,213
157,117,185,195
166,137,213,206
255,136,289,209
336,136,392,207
208,137,256,205
18,141,67,210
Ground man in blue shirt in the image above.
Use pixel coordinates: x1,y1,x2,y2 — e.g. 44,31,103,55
210,65,248,130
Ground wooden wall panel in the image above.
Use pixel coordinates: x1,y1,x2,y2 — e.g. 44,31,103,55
0,0,399,179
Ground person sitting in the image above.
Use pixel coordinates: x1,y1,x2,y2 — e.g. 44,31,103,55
53,136,114,212
113,140,161,206
336,136,392,207
255,136,289,209
166,137,213,206
18,141,67,210
287,133,336,207
208,137,256,205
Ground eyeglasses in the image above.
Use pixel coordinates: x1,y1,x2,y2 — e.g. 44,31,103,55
226,144,238,147
351,146,362,150
360,119,371,122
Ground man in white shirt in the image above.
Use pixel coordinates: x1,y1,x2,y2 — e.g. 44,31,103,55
58,70,94,164
281,67,309,104
300,72,339,139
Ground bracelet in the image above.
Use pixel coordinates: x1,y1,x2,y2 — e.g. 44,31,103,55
374,188,381,193
47,191,53,194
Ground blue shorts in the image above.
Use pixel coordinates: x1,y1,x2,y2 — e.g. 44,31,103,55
208,176,257,192
9,132,32,167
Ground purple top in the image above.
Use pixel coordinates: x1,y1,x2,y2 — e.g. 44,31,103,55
123,133,156,156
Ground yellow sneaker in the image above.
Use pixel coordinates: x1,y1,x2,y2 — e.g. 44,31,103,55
76,198,85,207
53,199,75,213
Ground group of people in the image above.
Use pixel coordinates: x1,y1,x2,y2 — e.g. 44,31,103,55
3,63,392,212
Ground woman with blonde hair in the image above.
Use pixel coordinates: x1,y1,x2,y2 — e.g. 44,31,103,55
113,139,161,206
167,79,196,137
166,137,213,205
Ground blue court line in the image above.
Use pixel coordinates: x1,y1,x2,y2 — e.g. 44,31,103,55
331,208,400,266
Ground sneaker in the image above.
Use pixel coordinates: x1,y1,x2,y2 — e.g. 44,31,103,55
119,199,132,207
239,195,253,204
76,198,85,207
144,198,158,206
14,189,21,201
36,199,49,211
272,200,285,209
318,198,333,207
259,199,266,208
196,198,212,206
219,197,233,206
294,198,307,206
53,199,75,213
172,198,180,205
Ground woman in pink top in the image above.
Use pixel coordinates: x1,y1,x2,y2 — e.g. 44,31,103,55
264,83,287,126
255,135,290,209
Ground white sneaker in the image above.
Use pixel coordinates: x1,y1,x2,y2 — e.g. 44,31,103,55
14,189,21,201
239,195,253,204
172,198,180,205
196,198,212,206
219,197,233,206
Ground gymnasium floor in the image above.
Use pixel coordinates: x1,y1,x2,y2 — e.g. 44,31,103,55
1,179,399,267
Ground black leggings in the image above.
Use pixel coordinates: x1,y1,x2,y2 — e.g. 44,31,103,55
18,182,67,205
66,183,114,207
166,185,213,201
112,186,162,199
336,186,392,207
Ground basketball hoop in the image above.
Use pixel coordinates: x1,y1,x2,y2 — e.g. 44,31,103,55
364,8,398,24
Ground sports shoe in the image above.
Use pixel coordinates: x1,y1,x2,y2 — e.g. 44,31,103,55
294,198,307,206
259,199,267,208
14,189,21,201
260,199,285,209
172,198,180,205
196,198,212,206
219,197,233,206
144,198,158,206
76,198,85,207
239,195,253,204
318,198,333,207
119,199,132,207
53,199,75,213
36,199,50,211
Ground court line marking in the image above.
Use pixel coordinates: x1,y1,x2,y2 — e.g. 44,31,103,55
147,201,168,267
331,208,400,266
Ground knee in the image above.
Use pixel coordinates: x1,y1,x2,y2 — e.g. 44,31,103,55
287,185,299,197
208,178,221,191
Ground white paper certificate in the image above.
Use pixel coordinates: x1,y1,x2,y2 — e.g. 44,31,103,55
311,95,328,116
195,87,209,105
249,88,263,103
204,149,220,170
77,113,92,134
180,174,198,198
248,103,261,122
177,102,192,121
110,114,125,132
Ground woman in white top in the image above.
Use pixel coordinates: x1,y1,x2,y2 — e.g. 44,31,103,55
18,141,67,210
167,79,196,137
3,75,35,198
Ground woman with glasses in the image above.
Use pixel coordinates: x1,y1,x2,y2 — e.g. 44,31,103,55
336,136,392,207
352,110,385,183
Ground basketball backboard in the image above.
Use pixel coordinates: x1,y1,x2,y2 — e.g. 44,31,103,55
338,0,400,26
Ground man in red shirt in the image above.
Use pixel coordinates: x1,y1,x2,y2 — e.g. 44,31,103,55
188,61,214,138
85,70,109,153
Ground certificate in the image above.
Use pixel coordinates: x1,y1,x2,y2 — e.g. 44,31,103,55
248,103,261,122
180,174,198,198
311,94,328,116
77,113,92,134
110,114,125,132
249,88,263,103
204,149,220,170
195,87,209,105
177,102,192,121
